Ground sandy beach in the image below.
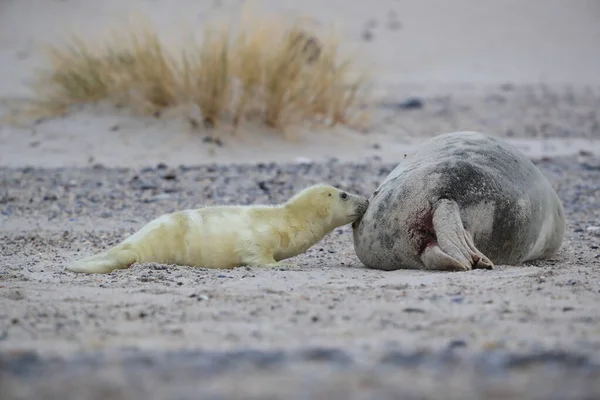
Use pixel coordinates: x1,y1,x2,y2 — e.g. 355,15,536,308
1,1,600,399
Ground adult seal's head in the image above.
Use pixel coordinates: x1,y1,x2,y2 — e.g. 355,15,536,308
352,131,566,272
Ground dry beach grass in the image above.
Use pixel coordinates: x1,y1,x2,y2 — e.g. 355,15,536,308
23,9,370,135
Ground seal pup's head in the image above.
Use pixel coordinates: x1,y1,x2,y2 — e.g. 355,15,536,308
285,184,369,228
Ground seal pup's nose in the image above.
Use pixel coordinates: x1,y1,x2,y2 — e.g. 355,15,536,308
357,198,370,215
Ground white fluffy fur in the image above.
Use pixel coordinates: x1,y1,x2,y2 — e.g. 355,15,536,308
66,184,369,274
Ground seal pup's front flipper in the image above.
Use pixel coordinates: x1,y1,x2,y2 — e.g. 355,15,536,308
421,199,494,272
66,245,138,274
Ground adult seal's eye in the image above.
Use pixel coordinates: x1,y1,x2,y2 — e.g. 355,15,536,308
340,192,348,200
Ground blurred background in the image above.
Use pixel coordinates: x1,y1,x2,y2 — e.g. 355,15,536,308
1,0,599,167
1,0,599,98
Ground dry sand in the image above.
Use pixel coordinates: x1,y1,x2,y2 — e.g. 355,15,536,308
1,1,600,399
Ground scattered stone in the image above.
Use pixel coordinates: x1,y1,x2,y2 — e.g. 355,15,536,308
384,97,424,110
258,181,270,193
132,179,158,191
202,136,223,146
295,348,353,365
403,307,426,314
161,169,177,180
447,339,468,349
582,161,600,171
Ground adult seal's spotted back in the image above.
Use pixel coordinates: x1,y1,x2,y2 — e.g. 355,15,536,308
352,131,566,271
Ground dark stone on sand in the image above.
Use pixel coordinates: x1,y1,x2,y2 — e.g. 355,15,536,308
396,97,424,110
582,161,600,171
202,136,224,146
403,307,426,314
161,169,177,180
447,339,468,349
132,179,158,191
293,348,354,365
258,181,269,193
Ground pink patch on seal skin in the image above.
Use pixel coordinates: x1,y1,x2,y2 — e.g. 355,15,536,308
407,204,437,256
425,240,439,249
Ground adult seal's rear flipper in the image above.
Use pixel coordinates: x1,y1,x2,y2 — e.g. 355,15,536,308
420,199,493,271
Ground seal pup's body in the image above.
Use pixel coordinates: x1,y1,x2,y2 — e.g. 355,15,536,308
67,184,368,274
352,131,565,271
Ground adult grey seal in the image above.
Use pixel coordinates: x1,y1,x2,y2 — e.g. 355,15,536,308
352,131,566,271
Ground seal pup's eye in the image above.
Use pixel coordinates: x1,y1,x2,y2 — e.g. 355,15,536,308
340,192,348,200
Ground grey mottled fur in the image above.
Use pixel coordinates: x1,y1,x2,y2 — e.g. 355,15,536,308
352,131,566,271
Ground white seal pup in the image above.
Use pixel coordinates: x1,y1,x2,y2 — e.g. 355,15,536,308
352,131,566,271
66,184,369,274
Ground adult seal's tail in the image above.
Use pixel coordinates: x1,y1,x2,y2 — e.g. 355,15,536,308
352,131,566,271
67,184,369,274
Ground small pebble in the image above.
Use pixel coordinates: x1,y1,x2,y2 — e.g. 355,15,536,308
448,339,468,349
162,170,177,180
397,97,424,110
403,307,425,314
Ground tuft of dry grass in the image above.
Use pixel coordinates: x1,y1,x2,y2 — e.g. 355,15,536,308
28,19,181,118
22,9,372,135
